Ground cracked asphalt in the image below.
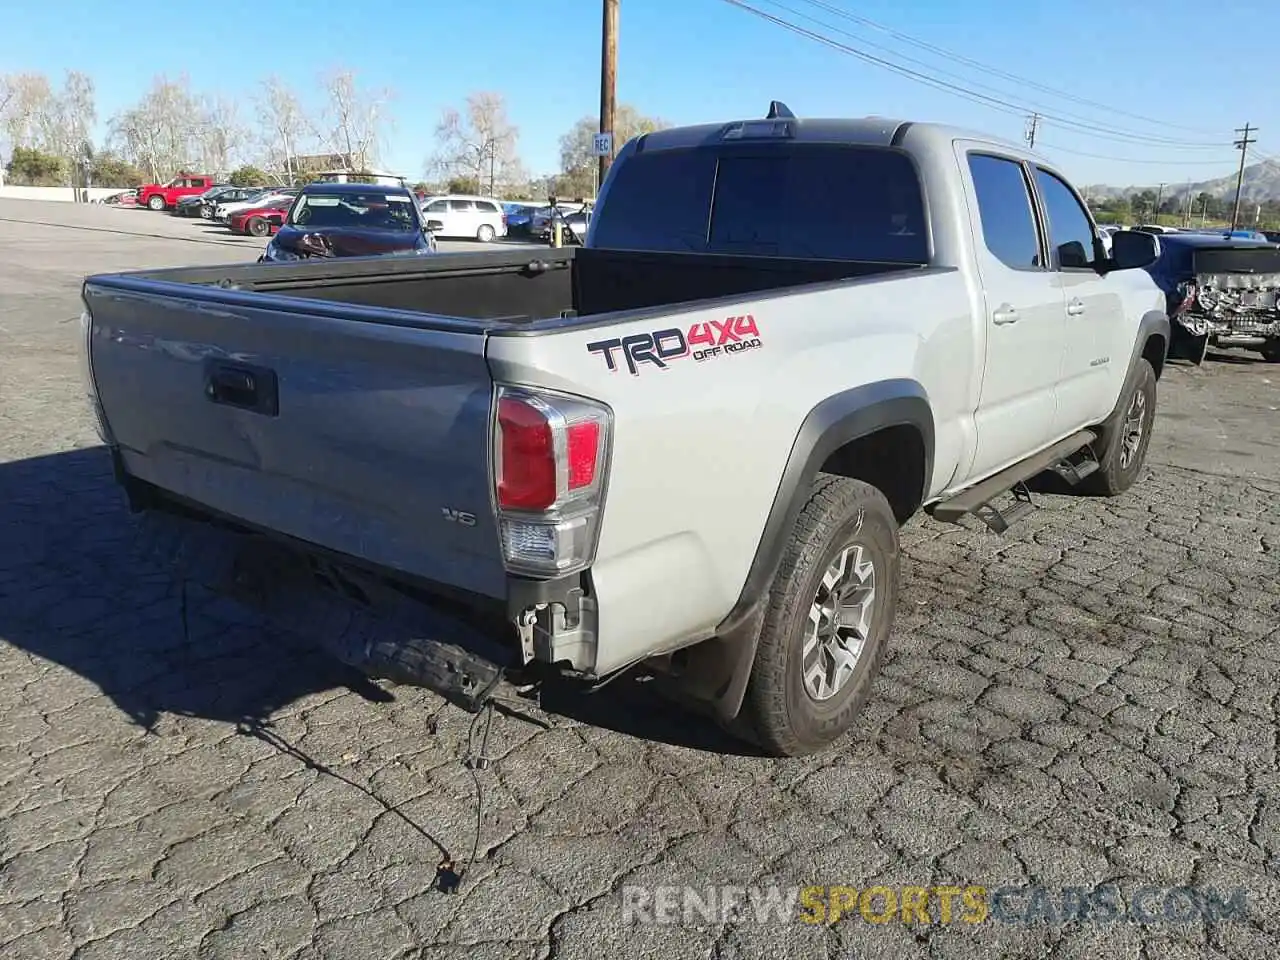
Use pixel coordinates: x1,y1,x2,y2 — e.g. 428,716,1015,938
1,197,1279,959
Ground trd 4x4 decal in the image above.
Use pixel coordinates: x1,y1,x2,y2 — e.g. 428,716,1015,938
587,315,762,376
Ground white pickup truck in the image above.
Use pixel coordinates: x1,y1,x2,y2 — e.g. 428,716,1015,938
80,103,1169,756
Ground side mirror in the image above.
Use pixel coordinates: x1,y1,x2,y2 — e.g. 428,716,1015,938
425,219,444,233
1105,229,1159,272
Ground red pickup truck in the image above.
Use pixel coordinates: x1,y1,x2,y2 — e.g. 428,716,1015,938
137,173,218,211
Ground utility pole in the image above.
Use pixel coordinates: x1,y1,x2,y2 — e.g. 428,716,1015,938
1230,122,1256,230
1181,181,1193,227
598,0,619,193
1154,182,1165,224
1024,113,1040,150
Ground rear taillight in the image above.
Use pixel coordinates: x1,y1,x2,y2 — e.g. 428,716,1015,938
493,385,611,577
1174,280,1197,315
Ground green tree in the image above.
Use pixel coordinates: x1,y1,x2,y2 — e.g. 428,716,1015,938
229,164,270,187
556,104,668,197
5,145,64,185
446,176,480,194
1129,189,1158,220
90,152,143,188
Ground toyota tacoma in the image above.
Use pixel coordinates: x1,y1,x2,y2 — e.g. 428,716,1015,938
79,103,1169,756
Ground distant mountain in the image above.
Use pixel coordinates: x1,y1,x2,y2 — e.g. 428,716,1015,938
1082,157,1280,203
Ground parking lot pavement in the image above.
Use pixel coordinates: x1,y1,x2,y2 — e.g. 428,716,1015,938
1,200,1279,960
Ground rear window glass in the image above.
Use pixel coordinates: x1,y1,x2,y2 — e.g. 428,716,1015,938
590,143,929,262
290,192,418,231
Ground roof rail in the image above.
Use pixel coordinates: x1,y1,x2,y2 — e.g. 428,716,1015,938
766,100,795,120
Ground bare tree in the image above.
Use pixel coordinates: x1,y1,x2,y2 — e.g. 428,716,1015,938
38,71,96,174
195,95,245,176
430,92,525,197
108,75,200,182
318,69,394,172
557,104,667,197
0,73,55,152
255,76,312,183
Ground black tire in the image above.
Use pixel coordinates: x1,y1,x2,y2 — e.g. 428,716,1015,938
740,475,899,757
1082,358,1157,497
147,194,166,211
247,217,268,238
476,224,496,243
1260,340,1280,363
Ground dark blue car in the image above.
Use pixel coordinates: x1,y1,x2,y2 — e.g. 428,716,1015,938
1142,231,1280,363
260,182,440,263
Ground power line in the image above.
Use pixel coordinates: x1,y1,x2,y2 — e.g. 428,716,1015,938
1036,142,1233,166
791,0,1222,138
722,0,1227,151
758,0,1221,148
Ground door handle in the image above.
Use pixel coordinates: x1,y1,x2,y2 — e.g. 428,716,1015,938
992,304,1019,325
204,359,279,416
1066,298,1086,316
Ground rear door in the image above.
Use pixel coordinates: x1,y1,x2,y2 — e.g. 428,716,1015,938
960,149,1065,479
85,284,506,598
449,199,478,236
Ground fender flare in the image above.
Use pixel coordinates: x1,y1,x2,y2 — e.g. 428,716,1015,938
688,379,935,722
1132,309,1171,378
1089,309,1168,455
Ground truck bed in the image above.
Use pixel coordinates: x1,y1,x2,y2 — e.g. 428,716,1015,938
102,246,923,326
83,246,927,617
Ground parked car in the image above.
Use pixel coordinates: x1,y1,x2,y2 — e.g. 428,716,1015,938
502,201,542,236
1263,230,1280,243
418,194,507,241
528,202,587,239
200,186,259,220
215,188,297,224
1096,224,1120,255
81,104,1167,757
1142,231,1280,362
229,202,290,237
258,182,438,262
97,190,138,207
173,184,234,217
137,173,217,211
537,208,592,243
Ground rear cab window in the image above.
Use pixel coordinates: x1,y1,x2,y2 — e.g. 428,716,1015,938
590,142,930,262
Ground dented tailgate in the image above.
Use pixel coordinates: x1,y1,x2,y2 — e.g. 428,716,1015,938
84,283,507,600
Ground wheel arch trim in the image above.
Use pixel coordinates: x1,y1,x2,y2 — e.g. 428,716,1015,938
701,378,934,722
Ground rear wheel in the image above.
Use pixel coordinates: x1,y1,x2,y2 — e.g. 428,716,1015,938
247,217,269,238
739,475,899,757
1082,358,1157,497
147,194,166,211
476,223,496,243
1260,340,1280,363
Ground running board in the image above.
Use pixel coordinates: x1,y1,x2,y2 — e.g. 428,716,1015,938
929,430,1097,534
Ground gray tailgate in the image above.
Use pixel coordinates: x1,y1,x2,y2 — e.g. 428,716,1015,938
85,284,505,599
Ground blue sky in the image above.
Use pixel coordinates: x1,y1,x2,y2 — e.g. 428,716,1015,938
4,0,1279,188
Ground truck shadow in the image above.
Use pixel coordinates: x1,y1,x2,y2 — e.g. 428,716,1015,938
0,445,753,754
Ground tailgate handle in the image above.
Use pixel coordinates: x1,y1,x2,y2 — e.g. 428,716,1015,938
204,360,279,416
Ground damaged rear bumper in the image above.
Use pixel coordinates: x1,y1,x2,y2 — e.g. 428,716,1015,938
136,507,514,712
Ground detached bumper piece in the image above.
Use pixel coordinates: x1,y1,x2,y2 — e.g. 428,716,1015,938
136,508,512,713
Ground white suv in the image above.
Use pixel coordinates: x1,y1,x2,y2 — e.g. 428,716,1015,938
419,195,507,242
